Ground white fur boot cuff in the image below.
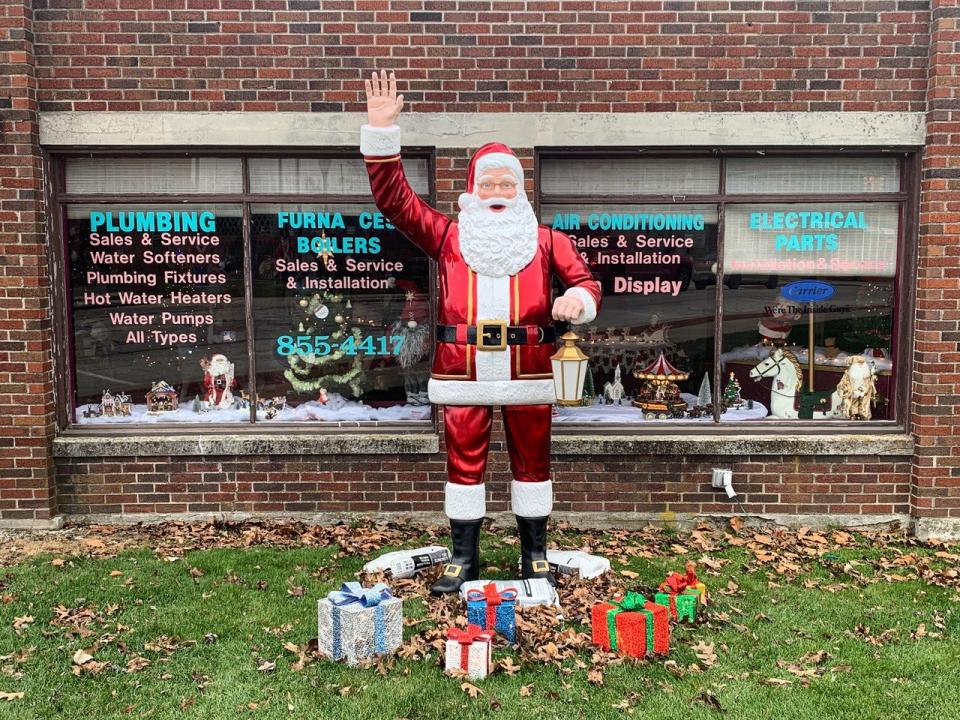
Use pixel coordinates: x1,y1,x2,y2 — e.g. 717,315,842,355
511,480,553,518
444,482,486,521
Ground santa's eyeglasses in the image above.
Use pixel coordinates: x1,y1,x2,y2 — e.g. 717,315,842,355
478,180,517,191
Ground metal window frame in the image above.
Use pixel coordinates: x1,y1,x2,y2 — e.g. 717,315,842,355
535,145,919,436
45,146,438,436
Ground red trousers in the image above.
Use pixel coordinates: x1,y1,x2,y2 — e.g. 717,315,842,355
443,404,552,485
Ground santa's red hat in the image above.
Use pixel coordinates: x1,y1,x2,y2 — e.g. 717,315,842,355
464,142,525,195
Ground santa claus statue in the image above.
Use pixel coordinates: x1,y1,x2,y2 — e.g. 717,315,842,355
362,70,601,594
200,353,236,409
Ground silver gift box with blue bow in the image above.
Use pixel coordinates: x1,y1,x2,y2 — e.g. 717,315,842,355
317,582,403,665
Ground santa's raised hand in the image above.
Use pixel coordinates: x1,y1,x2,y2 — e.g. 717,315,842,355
365,69,404,128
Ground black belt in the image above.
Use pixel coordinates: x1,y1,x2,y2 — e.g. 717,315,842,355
436,322,556,351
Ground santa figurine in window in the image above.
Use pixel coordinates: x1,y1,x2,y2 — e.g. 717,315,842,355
362,70,601,594
200,354,237,410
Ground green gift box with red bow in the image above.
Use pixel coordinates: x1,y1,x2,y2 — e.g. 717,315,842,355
591,592,670,658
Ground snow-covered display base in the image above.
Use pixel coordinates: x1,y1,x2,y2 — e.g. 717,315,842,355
555,393,769,423
721,343,892,372
76,392,431,424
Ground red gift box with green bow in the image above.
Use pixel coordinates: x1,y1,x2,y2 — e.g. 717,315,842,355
591,592,670,658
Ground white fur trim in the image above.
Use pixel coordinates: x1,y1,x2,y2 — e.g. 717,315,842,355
474,152,524,187
563,286,597,325
475,274,512,382
360,124,401,156
444,482,486,521
511,479,553,517
428,378,555,406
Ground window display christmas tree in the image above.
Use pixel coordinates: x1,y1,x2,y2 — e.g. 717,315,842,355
697,372,712,406
284,291,364,397
722,371,743,409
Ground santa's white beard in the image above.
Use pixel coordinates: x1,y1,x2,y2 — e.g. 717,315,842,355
456,192,539,277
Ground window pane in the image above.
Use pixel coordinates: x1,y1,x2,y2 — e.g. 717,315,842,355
724,203,899,278
543,204,719,424
67,204,248,423
720,277,895,422
250,204,432,422
248,157,430,195
726,157,899,195
65,158,242,194
540,158,720,196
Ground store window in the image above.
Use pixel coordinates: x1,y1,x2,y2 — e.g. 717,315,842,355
56,154,433,427
538,152,910,426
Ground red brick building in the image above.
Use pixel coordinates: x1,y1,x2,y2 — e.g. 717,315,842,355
1,0,957,538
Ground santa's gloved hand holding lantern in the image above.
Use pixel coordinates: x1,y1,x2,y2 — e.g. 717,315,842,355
362,71,601,595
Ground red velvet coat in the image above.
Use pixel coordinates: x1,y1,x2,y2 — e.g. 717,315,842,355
365,153,601,405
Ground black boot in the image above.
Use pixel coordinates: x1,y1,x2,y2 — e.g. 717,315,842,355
517,515,555,586
430,519,483,596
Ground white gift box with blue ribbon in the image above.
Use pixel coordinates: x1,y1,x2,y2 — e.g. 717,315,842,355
317,582,403,665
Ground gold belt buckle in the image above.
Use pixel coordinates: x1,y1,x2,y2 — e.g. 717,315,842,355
476,319,508,351
531,560,550,573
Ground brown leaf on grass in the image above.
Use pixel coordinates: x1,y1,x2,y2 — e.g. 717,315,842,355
72,649,94,666
762,678,792,687
51,558,65,567
12,616,32,635
125,656,150,673
257,660,276,674
460,682,484,698
0,692,24,701
620,570,640,579
287,586,306,598
109,570,124,577
519,685,533,697
693,641,717,668
587,668,604,685
695,690,724,712
498,656,521,676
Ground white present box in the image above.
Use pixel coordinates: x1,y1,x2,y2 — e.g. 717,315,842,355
546,550,611,579
460,578,559,608
317,582,403,665
361,545,451,579
444,626,493,679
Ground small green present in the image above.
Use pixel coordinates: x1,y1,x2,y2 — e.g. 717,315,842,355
654,589,699,622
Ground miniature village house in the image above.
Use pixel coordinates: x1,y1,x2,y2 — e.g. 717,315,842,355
146,381,179,414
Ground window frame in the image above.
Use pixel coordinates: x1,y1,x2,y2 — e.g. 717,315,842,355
46,147,438,435
535,146,920,435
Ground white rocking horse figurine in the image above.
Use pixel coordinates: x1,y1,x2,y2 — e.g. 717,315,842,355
748,347,842,419
603,363,625,405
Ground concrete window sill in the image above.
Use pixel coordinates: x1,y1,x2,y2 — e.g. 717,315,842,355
550,433,914,456
53,433,440,458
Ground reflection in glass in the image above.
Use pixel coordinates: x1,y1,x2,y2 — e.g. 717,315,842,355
67,204,248,423
543,204,719,424
250,204,432,422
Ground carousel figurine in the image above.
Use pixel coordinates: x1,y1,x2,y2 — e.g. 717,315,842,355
632,352,689,419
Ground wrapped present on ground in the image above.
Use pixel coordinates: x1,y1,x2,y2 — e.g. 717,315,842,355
460,578,559,608
317,582,403,665
544,550,611,579
465,583,518,642
655,561,707,622
444,624,494,679
362,546,451,579
591,592,670,658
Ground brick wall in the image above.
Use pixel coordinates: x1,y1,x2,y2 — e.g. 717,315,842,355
0,0,58,522
55,450,912,518
0,1,947,527
912,0,960,523
32,1,930,113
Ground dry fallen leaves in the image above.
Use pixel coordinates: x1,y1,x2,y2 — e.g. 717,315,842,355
460,682,484,698
0,691,24,701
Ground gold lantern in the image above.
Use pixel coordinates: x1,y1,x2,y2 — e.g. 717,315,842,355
550,331,589,406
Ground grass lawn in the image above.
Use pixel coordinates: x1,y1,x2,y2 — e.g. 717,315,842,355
0,519,957,720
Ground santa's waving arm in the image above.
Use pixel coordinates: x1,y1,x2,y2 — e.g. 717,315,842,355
362,70,449,259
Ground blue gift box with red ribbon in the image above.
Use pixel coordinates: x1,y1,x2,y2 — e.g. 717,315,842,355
466,582,518,643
